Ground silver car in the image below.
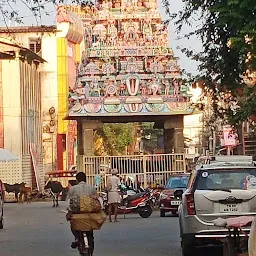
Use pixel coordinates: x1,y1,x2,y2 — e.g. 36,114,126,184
178,156,256,256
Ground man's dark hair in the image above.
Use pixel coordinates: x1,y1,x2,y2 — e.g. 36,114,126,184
76,172,86,182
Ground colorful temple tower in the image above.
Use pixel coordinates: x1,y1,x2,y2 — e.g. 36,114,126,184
65,1,194,163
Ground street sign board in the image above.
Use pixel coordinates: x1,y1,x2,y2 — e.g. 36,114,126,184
222,125,237,147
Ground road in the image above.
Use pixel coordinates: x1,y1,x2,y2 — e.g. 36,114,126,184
0,202,222,256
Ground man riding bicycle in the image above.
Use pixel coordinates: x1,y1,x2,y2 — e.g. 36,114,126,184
66,172,97,255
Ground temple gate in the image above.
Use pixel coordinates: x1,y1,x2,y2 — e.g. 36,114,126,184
64,1,194,185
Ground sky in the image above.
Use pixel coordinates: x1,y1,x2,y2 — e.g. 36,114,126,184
0,0,201,75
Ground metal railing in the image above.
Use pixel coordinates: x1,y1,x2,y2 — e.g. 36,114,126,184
77,153,186,191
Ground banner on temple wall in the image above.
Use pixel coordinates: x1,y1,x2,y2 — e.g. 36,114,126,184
67,120,77,169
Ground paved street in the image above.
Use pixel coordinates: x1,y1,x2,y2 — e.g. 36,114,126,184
0,202,222,256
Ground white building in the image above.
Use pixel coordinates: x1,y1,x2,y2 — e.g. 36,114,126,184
0,40,44,191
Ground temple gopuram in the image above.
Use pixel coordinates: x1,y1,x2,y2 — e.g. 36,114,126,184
65,0,194,157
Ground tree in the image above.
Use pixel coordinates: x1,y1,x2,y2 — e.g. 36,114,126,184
169,0,256,125
95,123,135,156
140,123,163,154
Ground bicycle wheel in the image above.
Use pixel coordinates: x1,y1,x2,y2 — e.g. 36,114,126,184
79,248,90,256
223,237,236,256
78,232,91,256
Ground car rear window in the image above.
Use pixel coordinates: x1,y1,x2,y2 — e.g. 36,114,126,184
195,168,256,190
166,176,189,189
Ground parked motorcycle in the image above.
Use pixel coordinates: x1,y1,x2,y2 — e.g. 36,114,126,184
100,188,154,218
119,190,153,218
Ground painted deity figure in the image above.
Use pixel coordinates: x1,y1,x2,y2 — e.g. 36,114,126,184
172,79,180,97
149,76,160,96
140,81,148,96
100,83,106,96
89,78,101,97
157,25,168,46
108,23,118,45
124,20,138,42
68,87,77,104
166,60,179,72
121,0,127,13
69,84,86,105
143,20,152,41
180,82,191,99
119,81,126,96
158,34,167,46
125,0,137,11
148,0,157,9
102,0,109,10
163,79,170,96
138,35,145,46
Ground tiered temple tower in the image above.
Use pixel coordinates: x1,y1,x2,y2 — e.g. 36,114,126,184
65,1,194,156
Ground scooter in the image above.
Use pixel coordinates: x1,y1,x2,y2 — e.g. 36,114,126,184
101,189,154,218
119,190,153,218
99,185,138,207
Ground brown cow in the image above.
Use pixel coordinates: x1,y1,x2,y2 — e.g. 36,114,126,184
19,185,32,204
4,182,26,202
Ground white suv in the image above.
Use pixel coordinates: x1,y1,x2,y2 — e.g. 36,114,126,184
178,156,256,256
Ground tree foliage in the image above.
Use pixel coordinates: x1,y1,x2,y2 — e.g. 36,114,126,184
141,122,163,154
169,0,256,124
95,123,135,156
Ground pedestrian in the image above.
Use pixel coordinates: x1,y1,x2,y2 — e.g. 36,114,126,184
107,169,121,222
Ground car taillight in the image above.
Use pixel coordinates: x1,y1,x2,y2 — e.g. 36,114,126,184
185,193,195,215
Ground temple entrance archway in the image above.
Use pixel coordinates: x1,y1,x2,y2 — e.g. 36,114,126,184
63,2,195,184
65,115,189,188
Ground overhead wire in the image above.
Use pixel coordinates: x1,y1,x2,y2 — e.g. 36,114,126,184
0,10,56,23
21,0,39,25
0,0,57,25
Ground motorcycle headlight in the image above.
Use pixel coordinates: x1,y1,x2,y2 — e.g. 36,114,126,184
160,193,168,200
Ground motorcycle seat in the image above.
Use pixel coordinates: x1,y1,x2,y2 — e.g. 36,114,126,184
126,192,147,201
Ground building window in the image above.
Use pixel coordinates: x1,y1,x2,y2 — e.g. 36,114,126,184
29,38,42,54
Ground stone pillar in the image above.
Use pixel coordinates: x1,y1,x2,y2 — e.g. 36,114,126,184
164,128,174,153
77,120,103,172
77,120,103,155
164,115,184,153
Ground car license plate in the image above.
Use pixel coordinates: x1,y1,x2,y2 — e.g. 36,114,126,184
220,204,239,213
171,201,181,206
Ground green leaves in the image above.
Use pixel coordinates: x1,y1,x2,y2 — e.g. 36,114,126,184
96,123,135,155
173,0,256,124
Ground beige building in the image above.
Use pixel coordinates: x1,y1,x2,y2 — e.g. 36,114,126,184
0,26,59,176
0,15,83,186
0,41,44,190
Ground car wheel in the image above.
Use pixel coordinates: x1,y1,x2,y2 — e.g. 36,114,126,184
160,210,165,217
181,237,195,256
